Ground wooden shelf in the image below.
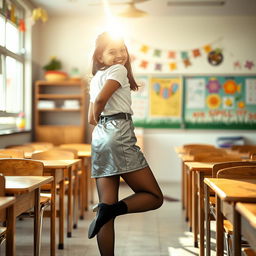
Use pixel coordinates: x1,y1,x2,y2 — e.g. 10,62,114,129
34,80,87,145
36,80,84,86
37,94,82,99
38,108,81,112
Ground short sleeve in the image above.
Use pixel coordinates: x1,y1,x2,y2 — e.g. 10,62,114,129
106,64,128,87
89,76,97,103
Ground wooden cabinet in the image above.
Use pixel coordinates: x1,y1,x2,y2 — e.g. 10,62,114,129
34,80,87,145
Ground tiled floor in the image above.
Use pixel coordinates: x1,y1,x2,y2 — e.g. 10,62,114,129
1,182,218,256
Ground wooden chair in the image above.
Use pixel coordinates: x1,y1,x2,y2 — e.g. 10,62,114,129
0,174,6,246
217,165,256,179
231,145,256,153
0,154,12,159
25,142,53,151
6,145,34,153
0,159,51,255
59,143,91,152
250,152,256,160
204,161,256,255
0,149,24,158
187,147,227,155
211,165,256,256
31,149,80,229
242,248,256,256
59,143,93,216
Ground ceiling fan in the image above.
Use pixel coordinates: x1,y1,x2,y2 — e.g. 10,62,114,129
89,0,150,18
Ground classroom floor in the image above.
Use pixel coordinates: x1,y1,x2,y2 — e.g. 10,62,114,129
1,182,220,256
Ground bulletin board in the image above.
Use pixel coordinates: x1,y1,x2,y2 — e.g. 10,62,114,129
132,75,183,128
183,75,256,129
132,74,256,129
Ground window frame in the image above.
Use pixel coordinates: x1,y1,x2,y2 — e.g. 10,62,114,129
0,0,28,133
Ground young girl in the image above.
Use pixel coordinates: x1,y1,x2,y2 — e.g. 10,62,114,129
88,32,163,256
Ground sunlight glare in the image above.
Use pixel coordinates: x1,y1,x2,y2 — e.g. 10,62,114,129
102,0,124,40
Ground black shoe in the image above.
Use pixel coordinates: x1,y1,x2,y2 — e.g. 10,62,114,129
88,203,113,239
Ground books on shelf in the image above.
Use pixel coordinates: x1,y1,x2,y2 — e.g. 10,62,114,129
62,100,80,109
38,100,55,109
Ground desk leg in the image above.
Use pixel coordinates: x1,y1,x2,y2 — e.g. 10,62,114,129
204,183,210,256
182,160,185,210
84,158,89,211
34,188,40,256
198,172,205,256
216,195,224,256
67,167,73,237
233,203,241,256
80,158,85,219
192,171,198,247
50,180,56,256
58,178,65,249
184,162,188,222
188,169,192,231
6,204,15,256
73,169,79,229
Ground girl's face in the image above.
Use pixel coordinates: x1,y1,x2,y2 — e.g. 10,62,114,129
98,40,128,67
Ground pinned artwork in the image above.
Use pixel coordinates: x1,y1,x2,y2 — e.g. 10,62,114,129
206,78,221,93
208,49,223,66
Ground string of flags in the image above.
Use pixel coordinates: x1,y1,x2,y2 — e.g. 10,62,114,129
0,0,48,33
0,0,26,31
129,38,254,72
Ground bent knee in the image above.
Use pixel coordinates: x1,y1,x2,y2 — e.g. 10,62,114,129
153,192,164,210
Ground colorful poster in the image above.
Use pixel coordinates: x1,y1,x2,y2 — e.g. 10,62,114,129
132,76,148,120
186,78,205,109
150,77,182,117
184,76,256,128
246,79,256,105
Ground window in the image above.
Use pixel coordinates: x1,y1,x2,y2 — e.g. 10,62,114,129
0,0,27,132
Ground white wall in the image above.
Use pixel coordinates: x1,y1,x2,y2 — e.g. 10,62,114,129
143,129,256,182
32,14,256,182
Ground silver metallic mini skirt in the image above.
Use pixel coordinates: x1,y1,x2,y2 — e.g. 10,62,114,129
91,119,148,178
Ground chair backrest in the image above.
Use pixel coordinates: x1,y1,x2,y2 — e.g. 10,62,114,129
217,165,256,179
7,145,34,153
188,148,227,155
25,142,53,151
231,145,256,153
212,161,256,177
0,174,5,196
0,174,6,221
0,149,24,158
0,159,44,176
31,149,75,160
193,154,241,163
53,147,79,158
59,143,91,151
0,153,12,158
250,151,256,160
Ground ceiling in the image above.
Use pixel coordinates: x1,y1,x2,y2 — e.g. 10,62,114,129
29,0,256,17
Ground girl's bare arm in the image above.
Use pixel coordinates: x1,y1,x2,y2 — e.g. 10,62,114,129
93,79,120,123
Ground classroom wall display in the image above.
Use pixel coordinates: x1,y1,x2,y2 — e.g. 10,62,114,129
132,75,256,130
132,75,183,128
184,76,256,129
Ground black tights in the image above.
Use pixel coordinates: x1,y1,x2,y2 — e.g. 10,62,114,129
95,166,163,256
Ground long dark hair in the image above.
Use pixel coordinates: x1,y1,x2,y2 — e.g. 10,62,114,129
92,32,138,91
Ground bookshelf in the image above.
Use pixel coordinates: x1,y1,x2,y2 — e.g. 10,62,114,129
34,79,88,145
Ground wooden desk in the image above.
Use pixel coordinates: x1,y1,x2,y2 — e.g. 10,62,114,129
236,203,256,253
204,178,256,256
41,159,81,243
77,150,91,219
185,161,215,254
0,197,16,256
5,176,53,256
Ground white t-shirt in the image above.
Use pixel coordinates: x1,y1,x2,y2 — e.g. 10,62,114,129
89,64,133,116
